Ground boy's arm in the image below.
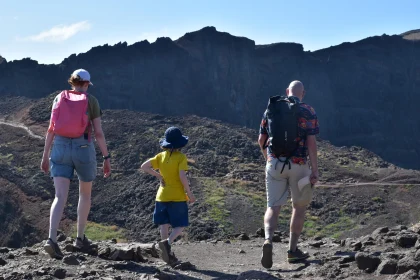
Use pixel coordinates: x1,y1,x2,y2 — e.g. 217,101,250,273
180,170,196,203
141,160,164,184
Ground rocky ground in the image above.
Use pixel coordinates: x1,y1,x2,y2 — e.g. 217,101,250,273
3,224,420,279
1,95,420,250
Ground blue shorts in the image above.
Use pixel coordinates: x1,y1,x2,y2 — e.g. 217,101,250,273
50,135,97,182
153,201,189,228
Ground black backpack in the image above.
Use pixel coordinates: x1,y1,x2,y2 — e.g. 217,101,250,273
264,95,300,165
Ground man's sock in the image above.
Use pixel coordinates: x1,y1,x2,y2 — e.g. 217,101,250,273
264,226,274,241
289,232,300,252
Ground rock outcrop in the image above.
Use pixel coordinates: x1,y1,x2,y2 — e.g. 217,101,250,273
1,27,420,168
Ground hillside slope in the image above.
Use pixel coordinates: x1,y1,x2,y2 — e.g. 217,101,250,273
1,96,420,248
1,27,420,168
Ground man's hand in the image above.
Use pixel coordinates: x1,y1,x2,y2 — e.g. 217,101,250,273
310,170,319,185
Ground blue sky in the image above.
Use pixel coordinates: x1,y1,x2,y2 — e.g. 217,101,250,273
1,0,419,64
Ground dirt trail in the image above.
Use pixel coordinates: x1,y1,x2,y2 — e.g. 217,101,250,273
0,120,43,140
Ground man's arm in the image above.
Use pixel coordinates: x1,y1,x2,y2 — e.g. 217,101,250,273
258,134,268,161
306,135,319,184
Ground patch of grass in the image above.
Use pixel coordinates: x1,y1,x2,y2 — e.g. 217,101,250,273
322,216,355,238
201,178,231,229
303,211,356,239
228,179,266,209
71,222,126,242
372,197,384,203
0,153,14,165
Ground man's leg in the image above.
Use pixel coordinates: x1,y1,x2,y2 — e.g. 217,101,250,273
262,160,288,269
287,163,312,262
264,206,281,241
289,204,306,252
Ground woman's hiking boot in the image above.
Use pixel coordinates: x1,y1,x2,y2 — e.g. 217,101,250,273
287,247,309,263
158,240,171,264
261,239,273,269
74,235,92,250
44,238,64,259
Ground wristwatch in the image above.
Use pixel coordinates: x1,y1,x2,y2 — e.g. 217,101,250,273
103,154,111,160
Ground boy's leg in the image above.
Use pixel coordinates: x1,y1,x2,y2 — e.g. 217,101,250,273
168,227,184,244
160,224,170,240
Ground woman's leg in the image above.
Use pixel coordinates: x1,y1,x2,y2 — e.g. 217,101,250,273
49,177,70,242
77,180,92,239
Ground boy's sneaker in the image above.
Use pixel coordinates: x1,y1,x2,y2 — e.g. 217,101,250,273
169,252,180,266
158,240,171,264
44,238,64,259
287,247,309,263
261,239,273,269
74,235,92,249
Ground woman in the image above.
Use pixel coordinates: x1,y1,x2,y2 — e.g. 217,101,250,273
40,69,111,258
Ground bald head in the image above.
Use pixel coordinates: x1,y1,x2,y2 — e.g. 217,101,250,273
286,80,305,100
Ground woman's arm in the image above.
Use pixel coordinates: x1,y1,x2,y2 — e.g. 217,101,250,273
92,117,109,156
92,117,111,177
40,131,55,173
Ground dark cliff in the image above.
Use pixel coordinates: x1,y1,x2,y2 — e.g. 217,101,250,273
1,26,420,168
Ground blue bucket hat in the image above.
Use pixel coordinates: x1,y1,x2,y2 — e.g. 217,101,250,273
159,127,189,149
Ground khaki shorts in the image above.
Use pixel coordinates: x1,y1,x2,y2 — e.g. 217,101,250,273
265,158,313,207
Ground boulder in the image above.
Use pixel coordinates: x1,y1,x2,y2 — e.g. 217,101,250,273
396,232,418,248
396,269,418,280
355,252,381,271
397,257,420,274
237,270,279,280
109,248,135,261
376,259,397,275
53,268,66,279
63,255,80,265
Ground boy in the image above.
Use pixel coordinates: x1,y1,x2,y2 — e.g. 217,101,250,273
141,127,196,264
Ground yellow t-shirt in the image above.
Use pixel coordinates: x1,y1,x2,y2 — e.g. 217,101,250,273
150,151,189,202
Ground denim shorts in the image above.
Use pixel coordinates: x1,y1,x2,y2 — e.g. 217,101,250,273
153,201,189,228
49,135,97,182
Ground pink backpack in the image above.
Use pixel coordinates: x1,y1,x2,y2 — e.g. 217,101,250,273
51,90,90,138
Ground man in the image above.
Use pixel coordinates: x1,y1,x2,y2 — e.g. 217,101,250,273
258,80,319,268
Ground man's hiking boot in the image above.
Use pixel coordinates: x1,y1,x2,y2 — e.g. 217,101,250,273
287,247,309,263
44,238,64,259
74,235,92,249
261,239,273,269
158,240,171,264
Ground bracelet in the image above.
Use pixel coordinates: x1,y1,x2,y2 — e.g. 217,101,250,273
103,154,111,160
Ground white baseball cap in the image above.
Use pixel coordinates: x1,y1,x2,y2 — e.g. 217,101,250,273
72,69,93,85
298,176,312,191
